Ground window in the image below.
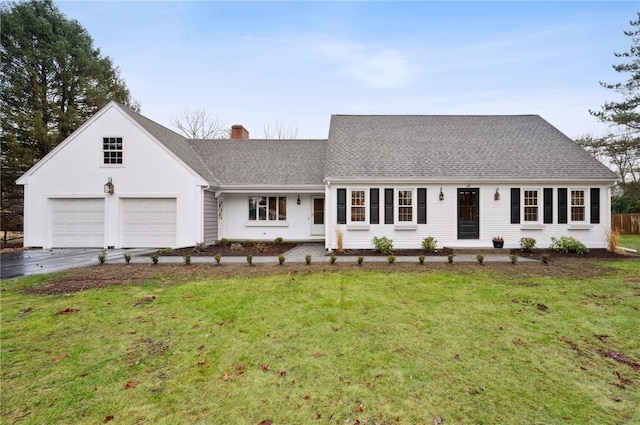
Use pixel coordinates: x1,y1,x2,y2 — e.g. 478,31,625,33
523,190,539,222
350,190,366,222
571,190,585,221
397,190,413,222
103,137,123,164
249,196,286,221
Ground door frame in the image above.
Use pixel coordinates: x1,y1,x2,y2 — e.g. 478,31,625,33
311,196,325,235
457,188,480,239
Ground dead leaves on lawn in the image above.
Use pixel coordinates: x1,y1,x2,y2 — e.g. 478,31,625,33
55,307,79,315
124,380,139,389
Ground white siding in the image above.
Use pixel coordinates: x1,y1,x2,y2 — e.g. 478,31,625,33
327,184,612,250
203,190,217,244
218,193,325,242
19,104,207,248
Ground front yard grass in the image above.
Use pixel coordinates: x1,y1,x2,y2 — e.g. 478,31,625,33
2,261,639,424
619,233,640,252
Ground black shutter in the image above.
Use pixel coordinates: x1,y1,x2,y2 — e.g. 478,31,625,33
543,188,553,224
384,188,394,224
558,188,567,224
337,188,346,224
417,188,427,224
370,188,379,224
510,188,520,224
590,188,600,224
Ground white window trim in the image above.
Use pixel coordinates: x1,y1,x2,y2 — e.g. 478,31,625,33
522,188,541,224
569,188,588,224
347,188,368,225
395,188,416,225
102,136,124,167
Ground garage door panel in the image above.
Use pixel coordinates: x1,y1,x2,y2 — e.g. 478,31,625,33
121,198,176,247
51,199,105,247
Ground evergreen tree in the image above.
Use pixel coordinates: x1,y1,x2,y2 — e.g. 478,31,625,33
0,0,139,232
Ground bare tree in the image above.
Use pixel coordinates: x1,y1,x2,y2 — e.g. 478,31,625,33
263,121,298,139
576,128,640,184
172,108,229,139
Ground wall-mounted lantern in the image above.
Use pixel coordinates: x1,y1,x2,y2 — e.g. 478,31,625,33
297,195,301,205
494,188,500,201
439,188,444,201
104,177,114,195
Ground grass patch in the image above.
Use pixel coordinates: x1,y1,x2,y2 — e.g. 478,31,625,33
2,263,640,424
619,234,640,252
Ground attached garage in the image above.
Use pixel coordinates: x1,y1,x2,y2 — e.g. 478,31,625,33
50,198,105,248
120,198,176,247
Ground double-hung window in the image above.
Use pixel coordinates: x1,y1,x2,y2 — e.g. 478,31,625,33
350,190,366,222
103,137,123,164
397,190,413,222
523,190,539,222
571,190,585,222
249,196,286,221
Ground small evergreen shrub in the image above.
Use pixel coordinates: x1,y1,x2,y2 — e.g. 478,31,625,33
193,241,207,253
421,237,437,253
549,236,589,254
183,254,191,265
372,236,394,254
242,240,255,248
219,238,231,247
151,253,159,264
357,256,364,265
520,237,537,252
278,254,285,265
448,253,454,264
476,254,484,265
387,255,396,264
274,237,284,245
124,253,131,264
418,255,425,264
509,253,518,264
214,253,222,265
329,254,337,264
98,249,107,264
246,255,253,266
541,253,550,264
305,254,311,265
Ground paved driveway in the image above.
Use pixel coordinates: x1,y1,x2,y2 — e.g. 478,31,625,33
0,248,153,280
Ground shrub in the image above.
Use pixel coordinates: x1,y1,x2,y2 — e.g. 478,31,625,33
230,243,243,251
278,254,285,265
520,237,537,252
418,255,425,264
336,227,344,253
509,253,518,264
246,255,253,266
550,237,589,254
124,253,131,264
541,253,550,264
387,255,396,264
421,237,437,252
476,254,484,265
372,236,394,254
606,228,620,252
183,254,191,265
98,250,107,264
329,253,337,264
242,240,255,248
214,253,222,265
254,242,267,253
448,253,454,264
305,254,311,265
157,247,173,254
193,241,207,253
151,253,159,264
357,256,364,265
219,238,231,247
274,237,284,245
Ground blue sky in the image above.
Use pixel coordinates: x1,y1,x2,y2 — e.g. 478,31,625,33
57,1,638,139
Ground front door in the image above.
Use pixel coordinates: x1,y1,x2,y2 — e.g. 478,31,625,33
458,188,479,239
311,197,325,235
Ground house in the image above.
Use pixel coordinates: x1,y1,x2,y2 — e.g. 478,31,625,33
17,102,618,250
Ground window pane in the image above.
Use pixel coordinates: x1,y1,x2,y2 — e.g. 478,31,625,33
249,197,257,220
571,190,585,221
268,197,276,220
258,197,267,220
351,190,365,222
571,207,585,221
278,197,287,220
524,190,538,221
398,190,413,222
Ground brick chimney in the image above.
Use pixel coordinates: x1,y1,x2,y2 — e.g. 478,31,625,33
231,125,249,140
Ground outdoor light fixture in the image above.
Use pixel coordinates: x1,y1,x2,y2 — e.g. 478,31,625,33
297,195,301,205
494,188,500,201
104,177,114,195
439,188,444,201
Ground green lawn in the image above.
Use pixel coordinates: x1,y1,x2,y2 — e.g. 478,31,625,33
619,233,640,252
2,262,639,424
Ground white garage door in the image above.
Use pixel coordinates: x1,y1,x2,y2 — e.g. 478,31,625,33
51,198,105,247
120,198,176,247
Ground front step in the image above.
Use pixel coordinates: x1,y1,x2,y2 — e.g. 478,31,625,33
444,247,510,255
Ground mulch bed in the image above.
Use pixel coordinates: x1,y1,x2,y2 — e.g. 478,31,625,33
162,242,298,257
335,249,450,257
511,248,637,260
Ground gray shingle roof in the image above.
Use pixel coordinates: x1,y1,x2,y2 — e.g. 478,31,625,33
325,115,618,181
188,139,326,186
119,106,217,184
